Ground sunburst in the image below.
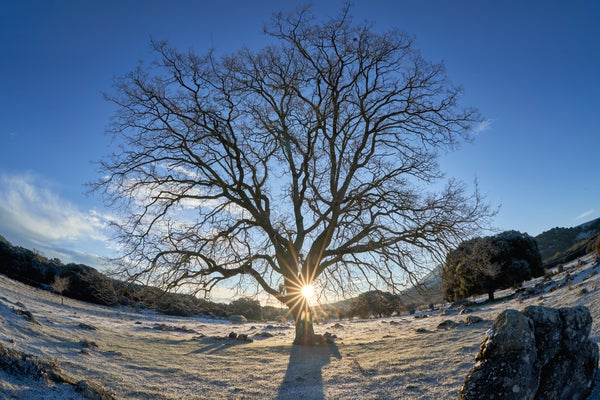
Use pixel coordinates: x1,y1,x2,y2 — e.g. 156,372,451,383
300,284,314,301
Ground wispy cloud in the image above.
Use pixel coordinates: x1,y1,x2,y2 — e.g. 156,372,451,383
576,209,596,220
0,172,113,266
473,119,493,135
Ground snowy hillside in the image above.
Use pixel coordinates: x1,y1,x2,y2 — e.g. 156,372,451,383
1,254,600,399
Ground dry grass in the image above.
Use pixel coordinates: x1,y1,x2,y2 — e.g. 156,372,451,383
1,254,599,399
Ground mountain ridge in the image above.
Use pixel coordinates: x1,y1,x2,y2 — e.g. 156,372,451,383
535,217,600,267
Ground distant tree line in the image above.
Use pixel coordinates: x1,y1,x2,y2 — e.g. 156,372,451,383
0,234,435,321
441,230,543,302
0,235,287,319
9,229,590,321
3,235,410,321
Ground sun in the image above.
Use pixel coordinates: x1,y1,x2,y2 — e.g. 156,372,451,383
301,284,314,300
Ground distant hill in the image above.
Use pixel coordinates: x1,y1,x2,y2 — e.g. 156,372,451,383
535,217,600,268
0,236,230,317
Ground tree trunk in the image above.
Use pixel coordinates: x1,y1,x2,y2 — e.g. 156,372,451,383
284,292,317,345
293,307,316,345
488,290,495,301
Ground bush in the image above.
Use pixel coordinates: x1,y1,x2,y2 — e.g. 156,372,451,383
349,290,399,318
153,293,213,316
262,305,288,322
58,264,118,306
227,297,263,321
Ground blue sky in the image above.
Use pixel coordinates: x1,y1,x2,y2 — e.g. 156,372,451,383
1,0,599,268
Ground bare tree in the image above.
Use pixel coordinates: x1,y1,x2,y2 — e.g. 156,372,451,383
51,276,70,305
95,6,493,344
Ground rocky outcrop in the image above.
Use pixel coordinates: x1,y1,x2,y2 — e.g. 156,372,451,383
0,343,116,399
459,305,598,400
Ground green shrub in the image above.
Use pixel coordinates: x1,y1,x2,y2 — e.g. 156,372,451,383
442,231,543,302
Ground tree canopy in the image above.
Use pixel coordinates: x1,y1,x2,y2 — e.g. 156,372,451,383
95,6,493,343
442,230,543,301
349,290,400,318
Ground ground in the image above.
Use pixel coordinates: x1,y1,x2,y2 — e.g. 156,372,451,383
1,254,599,399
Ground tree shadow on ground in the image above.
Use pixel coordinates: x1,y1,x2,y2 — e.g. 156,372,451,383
187,337,251,355
276,343,342,400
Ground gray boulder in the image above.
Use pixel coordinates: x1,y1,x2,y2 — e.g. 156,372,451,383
522,305,562,365
228,314,247,323
560,305,592,353
537,341,598,400
460,310,539,400
459,305,598,400
465,315,483,325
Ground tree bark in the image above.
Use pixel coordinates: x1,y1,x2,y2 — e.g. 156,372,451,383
293,307,316,345
285,292,317,345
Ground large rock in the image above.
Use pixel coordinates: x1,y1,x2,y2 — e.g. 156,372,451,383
537,341,598,400
460,310,539,400
522,305,562,365
560,306,592,353
459,305,598,400
228,314,247,323
0,343,116,399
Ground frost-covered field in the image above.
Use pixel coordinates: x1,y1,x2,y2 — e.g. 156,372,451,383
1,254,600,399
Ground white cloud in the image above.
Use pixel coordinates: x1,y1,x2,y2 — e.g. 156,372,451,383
576,209,596,220
473,119,493,135
0,173,113,265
